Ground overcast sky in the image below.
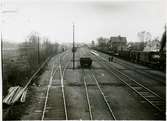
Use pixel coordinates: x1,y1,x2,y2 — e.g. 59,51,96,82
1,0,166,43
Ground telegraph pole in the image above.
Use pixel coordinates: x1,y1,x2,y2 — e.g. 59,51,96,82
72,23,75,69
37,36,40,65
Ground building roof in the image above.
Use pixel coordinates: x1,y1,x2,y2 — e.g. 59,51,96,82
109,36,127,43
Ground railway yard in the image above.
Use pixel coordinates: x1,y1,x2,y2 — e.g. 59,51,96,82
3,46,166,120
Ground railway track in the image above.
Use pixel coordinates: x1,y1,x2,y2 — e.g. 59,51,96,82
41,52,71,120
82,69,117,120
79,48,116,120
82,70,93,120
91,50,166,95
113,58,166,85
59,54,71,120
95,52,166,81
41,63,58,120
90,51,165,116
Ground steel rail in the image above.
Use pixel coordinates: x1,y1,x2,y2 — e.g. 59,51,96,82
82,70,93,120
113,58,165,85
42,51,70,120
3,51,69,120
90,52,165,113
80,48,116,120
78,48,93,120
61,50,71,61
95,50,165,84
41,64,59,120
59,50,74,120
88,70,117,120
59,55,69,120
91,51,163,99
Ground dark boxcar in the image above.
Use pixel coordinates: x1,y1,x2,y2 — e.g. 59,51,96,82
130,51,140,62
139,52,150,65
133,51,140,63
118,51,130,60
80,57,92,68
139,52,160,66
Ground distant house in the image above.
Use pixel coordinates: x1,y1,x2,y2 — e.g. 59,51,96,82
97,37,108,47
108,36,127,52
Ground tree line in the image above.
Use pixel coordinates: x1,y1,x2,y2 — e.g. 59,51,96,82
3,32,62,96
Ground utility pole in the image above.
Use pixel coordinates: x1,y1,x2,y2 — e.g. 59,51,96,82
72,23,75,69
37,36,40,65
